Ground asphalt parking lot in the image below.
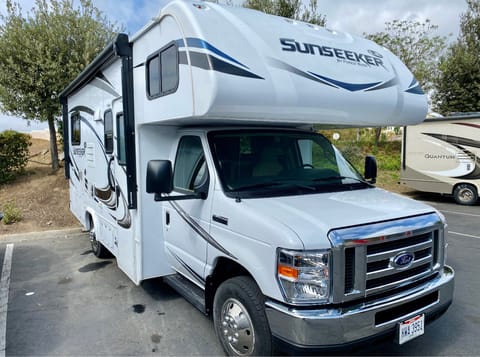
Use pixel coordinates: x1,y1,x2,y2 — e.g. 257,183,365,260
0,194,479,356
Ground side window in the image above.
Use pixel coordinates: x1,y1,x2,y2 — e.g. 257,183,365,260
71,113,81,146
146,42,178,99
174,136,208,192
104,110,113,154
116,113,126,165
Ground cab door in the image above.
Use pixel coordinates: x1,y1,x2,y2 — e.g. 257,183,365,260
164,135,213,286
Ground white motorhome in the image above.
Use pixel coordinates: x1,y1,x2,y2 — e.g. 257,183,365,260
60,1,454,355
401,113,480,205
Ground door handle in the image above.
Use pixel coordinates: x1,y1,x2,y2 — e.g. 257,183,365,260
165,211,170,226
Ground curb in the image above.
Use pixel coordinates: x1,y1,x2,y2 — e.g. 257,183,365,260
0,227,86,243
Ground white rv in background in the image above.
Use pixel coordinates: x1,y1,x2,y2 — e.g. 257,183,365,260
60,1,454,355
401,113,480,205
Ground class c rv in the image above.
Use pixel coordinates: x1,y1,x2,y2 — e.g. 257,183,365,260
60,1,454,355
401,113,480,206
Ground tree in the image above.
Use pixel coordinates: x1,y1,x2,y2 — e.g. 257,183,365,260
433,0,480,115
243,0,326,26
365,19,448,96
0,0,118,170
365,20,448,145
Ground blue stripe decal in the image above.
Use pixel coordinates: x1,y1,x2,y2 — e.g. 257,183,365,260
405,85,424,95
406,77,424,95
177,37,249,69
308,71,382,92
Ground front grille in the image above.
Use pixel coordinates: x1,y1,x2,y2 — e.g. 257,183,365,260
365,233,436,295
328,213,445,303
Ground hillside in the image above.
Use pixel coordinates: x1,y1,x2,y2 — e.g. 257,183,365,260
0,138,79,235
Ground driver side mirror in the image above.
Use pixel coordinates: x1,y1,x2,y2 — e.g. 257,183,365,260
146,160,173,195
364,155,377,184
146,160,204,201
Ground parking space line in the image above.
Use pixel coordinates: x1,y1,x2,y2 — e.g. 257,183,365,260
440,210,480,218
0,244,14,357
449,231,480,240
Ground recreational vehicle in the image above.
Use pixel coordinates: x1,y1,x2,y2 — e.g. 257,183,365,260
60,1,454,355
401,113,480,205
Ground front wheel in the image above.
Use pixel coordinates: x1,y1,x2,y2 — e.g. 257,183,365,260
213,276,272,356
453,183,478,205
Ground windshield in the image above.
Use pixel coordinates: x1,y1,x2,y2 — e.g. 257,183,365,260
208,130,370,198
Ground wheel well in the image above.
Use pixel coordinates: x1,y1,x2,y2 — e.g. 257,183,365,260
205,257,252,315
85,212,93,230
453,182,478,194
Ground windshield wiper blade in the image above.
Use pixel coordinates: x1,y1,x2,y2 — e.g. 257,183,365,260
234,180,317,192
313,175,373,186
233,181,284,191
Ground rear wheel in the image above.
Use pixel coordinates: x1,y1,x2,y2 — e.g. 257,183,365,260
89,220,111,258
213,276,272,356
453,183,478,205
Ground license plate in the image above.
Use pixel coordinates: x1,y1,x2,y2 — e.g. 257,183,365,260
398,314,425,345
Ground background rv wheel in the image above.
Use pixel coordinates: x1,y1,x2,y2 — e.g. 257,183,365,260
213,276,272,356
453,183,478,206
89,222,111,258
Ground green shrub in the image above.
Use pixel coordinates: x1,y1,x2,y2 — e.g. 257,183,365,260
0,130,31,183
1,201,22,224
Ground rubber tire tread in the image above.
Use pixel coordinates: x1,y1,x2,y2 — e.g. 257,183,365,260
213,276,272,356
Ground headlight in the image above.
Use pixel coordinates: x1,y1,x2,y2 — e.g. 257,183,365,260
277,249,331,305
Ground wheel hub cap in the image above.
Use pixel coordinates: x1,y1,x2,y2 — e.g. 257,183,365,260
221,298,254,355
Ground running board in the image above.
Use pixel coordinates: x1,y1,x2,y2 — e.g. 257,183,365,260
164,273,206,314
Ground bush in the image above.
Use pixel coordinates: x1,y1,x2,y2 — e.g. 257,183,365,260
0,130,31,183
1,201,22,224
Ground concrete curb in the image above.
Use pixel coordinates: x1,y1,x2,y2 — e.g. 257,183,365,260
0,227,86,243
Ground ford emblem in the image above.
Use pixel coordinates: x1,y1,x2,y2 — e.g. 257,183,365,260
392,252,414,269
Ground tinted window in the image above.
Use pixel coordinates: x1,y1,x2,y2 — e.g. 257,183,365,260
174,136,207,192
147,55,160,97
146,43,178,99
116,113,126,165
104,110,113,154
71,113,81,146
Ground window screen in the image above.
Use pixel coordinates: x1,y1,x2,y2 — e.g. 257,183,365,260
161,45,178,93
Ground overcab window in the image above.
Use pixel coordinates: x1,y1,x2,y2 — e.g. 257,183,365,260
146,42,179,99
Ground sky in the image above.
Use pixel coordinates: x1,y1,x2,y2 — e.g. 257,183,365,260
0,0,469,132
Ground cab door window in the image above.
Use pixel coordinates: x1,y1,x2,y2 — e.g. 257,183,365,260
173,136,208,193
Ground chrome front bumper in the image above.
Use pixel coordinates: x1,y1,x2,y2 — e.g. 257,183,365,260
265,266,454,348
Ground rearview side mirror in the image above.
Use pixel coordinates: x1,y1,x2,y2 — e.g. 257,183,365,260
146,160,173,195
146,160,204,201
364,155,377,184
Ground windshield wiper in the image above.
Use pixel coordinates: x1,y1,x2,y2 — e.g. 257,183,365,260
234,180,317,192
233,181,284,191
313,175,374,187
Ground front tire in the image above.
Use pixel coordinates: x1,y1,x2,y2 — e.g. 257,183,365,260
213,276,272,356
453,183,478,205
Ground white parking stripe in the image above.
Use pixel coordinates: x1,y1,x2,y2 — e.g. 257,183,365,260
441,210,480,218
0,244,14,357
449,231,480,240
